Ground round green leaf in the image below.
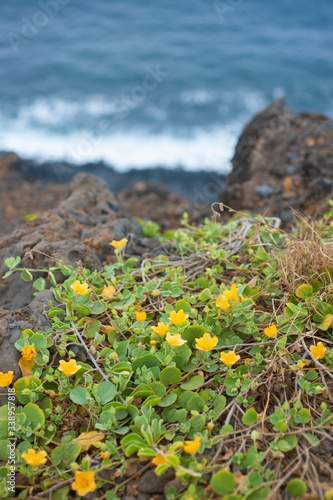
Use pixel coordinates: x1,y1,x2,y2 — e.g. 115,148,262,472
159,367,181,386
186,395,205,411
242,408,258,426
70,387,90,405
30,333,47,350
182,325,206,347
175,300,191,315
96,381,117,405
132,354,160,372
287,479,307,497
159,393,177,407
180,375,204,390
22,403,45,430
211,470,236,495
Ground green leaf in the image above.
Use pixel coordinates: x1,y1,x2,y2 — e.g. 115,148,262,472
96,382,117,405
21,269,33,281
84,320,101,339
132,354,160,372
303,433,320,447
199,288,212,301
306,370,318,381
159,367,181,386
211,470,236,495
287,479,307,497
277,435,298,452
159,393,177,407
220,424,233,435
189,415,206,431
70,387,90,405
0,440,10,460
182,325,206,347
175,300,191,315
242,408,258,426
294,408,310,424
186,395,205,411
33,277,46,291
295,284,313,299
51,441,81,468
30,333,47,350
180,375,204,390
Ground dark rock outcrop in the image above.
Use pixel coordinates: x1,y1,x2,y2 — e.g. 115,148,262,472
220,98,333,223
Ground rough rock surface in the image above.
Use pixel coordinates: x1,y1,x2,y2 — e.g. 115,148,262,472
220,98,333,223
0,291,57,403
0,172,161,379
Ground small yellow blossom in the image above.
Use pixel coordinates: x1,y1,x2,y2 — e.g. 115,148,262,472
72,471,97,497
110,238,128,250
264,324,277,338
135,311,146,322
208,423,214,430
220,351,240,367
297,360,306,369
169,309,187,326
22,449,47,466
100,452,110,459
71,280,90,296
215,295,230,311
195,332,218,352
21,345,37,361
151,453,168,466
183,436,201,454
151,322,169,338
223,284,239,301
310,342,326,360
150,340,157,347
58,359,80,376
166,332,187,348
0,371,14,387
101,285,116,299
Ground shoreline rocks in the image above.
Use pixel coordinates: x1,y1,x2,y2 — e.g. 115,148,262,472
220,98,333,223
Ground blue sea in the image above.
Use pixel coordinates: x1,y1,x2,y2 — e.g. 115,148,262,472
1,0,332,172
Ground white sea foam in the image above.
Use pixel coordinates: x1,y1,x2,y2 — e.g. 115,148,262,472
14,96,125,127
0,123,241,172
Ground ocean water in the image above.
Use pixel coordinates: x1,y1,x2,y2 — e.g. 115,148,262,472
1,0,332,172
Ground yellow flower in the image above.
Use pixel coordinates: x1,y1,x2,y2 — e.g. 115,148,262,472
71,280,90,296
169,309,188,326
135,311,147,322
297,360,306,369
150,340,157,346
195,332,218,352
22,449,47,466
110,238,128,250
166,332,187,348
220,351,240,367
183,436,201,454
100,452,110,459
21,345,37,361
151,322,169,338
310,342,326,360
264,324,277,338
0,371,14,387
215,295,230,311
151,452,168,466
72,471,97,497
58,359,80,376
223,284,239,301
101,285,116,299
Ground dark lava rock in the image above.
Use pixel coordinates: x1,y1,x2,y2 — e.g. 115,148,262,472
220,98,333,223
0,291,57,398
137,468,174,494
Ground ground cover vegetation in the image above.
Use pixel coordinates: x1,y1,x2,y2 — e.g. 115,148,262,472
1,202,333,499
